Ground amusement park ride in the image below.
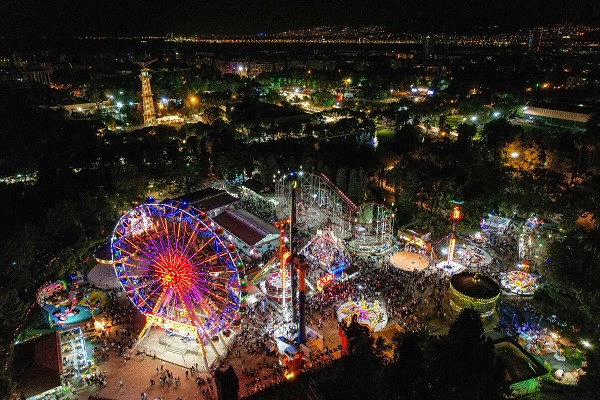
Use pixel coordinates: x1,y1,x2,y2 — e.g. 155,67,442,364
276,171,394,254
272,173,312,345
447,203,463,265
110,170,392,371
111,201,243,370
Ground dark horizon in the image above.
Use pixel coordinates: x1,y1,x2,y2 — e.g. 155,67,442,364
1,0,599,43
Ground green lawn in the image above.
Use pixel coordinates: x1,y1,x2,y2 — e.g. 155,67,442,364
376,128,395,137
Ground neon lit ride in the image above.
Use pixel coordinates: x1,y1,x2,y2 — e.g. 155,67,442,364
111,202,242,367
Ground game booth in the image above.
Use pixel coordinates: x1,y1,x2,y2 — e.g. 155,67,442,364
37,280,107,327
481,214,513,234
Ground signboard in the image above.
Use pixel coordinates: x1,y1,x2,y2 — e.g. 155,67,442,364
146,314,197,336
316,273,334,290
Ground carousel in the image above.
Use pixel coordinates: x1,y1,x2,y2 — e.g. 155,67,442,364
447,272,500,321
500,271,539,296
336,295,388,332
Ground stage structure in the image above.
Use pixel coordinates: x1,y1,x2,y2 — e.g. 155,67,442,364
277,171,393,254
111,201,242,370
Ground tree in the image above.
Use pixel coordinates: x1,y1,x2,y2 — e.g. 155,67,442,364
425,308,509,400
579,341,600,399
310,90,334,108
335,167,348,193
456,123,476,147
202,107,226,125
479,118,517,152
348,169,361,204
546,229,600,322
448,308,484,344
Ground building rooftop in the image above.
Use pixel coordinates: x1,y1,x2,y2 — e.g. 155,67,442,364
528,102,598,115
13,332,61,399
242,179,265,194
493,338,548,384
450,272,500,299
213,209,278,247
173,187,237,212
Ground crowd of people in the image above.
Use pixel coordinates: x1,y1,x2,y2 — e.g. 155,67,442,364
53,213,574,400
237,192,277,224
307,258,450,334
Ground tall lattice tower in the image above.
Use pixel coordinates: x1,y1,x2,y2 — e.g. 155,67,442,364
139,65,156,127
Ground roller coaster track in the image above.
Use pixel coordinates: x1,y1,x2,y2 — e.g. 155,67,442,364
318,173,358,212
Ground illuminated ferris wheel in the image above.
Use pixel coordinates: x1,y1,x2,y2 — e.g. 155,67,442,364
111,202,242,352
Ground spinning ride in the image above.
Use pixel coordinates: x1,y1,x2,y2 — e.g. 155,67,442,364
500,271,539,295
111,202,242,368
37,281,106,326
336,296,388,332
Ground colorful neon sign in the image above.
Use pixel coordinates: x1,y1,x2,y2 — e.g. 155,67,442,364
316,273,334,290
146,314,197,336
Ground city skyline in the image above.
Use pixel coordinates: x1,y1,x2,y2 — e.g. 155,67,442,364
1,0,599,42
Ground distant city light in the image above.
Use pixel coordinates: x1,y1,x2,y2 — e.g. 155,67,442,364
410,87,418,94
522,106,528,111
470,115,478,121
510,152,520,159
116,102,123,108
493,111,501,117
581,340,592,348
426,89,435,96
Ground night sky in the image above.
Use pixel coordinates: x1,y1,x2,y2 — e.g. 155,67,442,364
1,0,599,40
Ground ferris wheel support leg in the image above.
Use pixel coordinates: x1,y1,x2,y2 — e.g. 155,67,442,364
197,333,210,372
204,332,221,358
197,325,221,361
138,319,151,340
